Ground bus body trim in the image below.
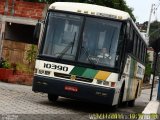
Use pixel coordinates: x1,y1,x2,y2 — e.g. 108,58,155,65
33,75,115,105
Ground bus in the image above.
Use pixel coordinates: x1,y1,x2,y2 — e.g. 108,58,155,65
32,2,147,107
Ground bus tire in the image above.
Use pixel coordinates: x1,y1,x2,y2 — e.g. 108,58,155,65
122,101,128,106
128,100,135,107
48,94,58,102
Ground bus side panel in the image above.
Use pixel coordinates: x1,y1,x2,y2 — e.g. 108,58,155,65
112,79,124,105
122,55,145,102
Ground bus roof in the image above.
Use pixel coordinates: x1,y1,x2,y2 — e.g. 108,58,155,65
49,2,130,20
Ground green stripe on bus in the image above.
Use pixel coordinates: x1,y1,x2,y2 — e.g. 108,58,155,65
70,66,86,76
82,68,98,79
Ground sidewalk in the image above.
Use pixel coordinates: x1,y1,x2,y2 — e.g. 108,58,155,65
142,84,160,115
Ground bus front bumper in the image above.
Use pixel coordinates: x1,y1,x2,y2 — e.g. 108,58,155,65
32,75,115,105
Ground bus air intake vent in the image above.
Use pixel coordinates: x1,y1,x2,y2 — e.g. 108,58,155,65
54,72,93,83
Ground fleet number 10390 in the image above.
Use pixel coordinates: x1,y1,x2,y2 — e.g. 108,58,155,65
44,63,69,72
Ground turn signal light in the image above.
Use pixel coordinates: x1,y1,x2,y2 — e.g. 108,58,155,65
111,82,116,87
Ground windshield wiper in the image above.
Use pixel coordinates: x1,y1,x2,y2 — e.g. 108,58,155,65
57,42,73,60
81,47,96,67
71,33,76,54
57,33,76,60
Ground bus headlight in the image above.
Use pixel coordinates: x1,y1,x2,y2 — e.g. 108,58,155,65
95,80,116,87
39,69,44,74
44,71,51,75
96,80,103,85
103,81,109,86
38,69,51,76
111,82,116,87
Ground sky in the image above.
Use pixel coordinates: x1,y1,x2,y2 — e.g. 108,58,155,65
125,0,160,23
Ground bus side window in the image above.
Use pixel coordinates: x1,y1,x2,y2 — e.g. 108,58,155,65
144,47,147,63
133,31,137,55
139,40,142,61
144,44,146,63
127,27,134,52
141,43,143,62
136,37,139,58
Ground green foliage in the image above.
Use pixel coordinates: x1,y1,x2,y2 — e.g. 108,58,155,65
26,45,37,66
149,20,160,41
87,0,136,21
141,20,160,36
16,63,32,73
145,63,152,76
145,53,152,77
24,0,56,3
2,61,11,69
26,45,37,74
24,0,136,21
149,20,160,34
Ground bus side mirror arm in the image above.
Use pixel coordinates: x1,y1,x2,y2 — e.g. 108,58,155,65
33,21,43,43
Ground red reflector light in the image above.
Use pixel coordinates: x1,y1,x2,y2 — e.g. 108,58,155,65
64,86,78,92
111,82,116,87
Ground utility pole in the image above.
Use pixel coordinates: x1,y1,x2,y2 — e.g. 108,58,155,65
150,52,158,101
148,1,160,101
149,36,160,101
146,4,155,44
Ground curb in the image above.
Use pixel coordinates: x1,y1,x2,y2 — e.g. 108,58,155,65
142,101,160,114
140,101,160,120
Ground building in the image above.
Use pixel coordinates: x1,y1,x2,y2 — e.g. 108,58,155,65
0,0,49,84
0,0,47,72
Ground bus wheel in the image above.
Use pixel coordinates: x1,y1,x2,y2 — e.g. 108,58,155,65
128,100,135,107
48,94,58,102
122,101,128,107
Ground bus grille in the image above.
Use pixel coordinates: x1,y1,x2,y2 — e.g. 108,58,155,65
54,72,93,83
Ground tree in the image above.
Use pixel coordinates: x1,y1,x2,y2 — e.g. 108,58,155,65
149,20,160,41
80,0,136,21
139,20,160,82
144,53,152,82
141,20,160,37
24,0,136,21
26,45,37,70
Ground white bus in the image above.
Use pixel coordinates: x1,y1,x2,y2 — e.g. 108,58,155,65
32,2,147,107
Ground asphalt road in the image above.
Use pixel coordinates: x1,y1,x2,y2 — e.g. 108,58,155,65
0,82,156,120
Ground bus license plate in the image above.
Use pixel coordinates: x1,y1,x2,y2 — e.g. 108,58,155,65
64,85,78,92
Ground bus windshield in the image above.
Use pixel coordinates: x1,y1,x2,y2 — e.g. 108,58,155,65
42,12,83,60
42,12,123,68
79,17,122,67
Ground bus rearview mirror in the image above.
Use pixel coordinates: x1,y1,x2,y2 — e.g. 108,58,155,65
33,22,41,43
